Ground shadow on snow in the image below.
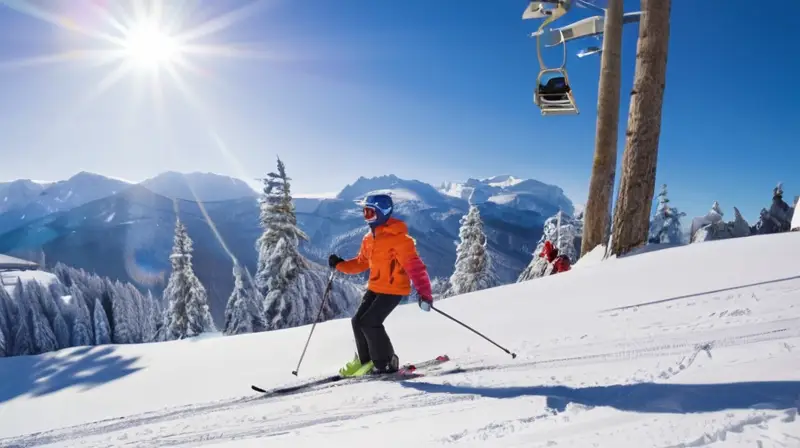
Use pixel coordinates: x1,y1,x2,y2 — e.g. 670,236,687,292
0,345,142,404
400,380,800,414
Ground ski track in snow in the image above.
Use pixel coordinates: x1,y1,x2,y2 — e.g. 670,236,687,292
2,234,800,447
4,318,799,447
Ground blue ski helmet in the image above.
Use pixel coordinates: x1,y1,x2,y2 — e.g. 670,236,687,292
358,193,393,227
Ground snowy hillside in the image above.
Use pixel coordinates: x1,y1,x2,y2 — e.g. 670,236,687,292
440,175,574,216
1,232,798,447
139,171,258,202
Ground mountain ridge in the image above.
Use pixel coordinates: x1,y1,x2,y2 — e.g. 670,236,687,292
0,170,572,326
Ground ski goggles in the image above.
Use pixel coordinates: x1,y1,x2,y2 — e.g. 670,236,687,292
363,206,377,222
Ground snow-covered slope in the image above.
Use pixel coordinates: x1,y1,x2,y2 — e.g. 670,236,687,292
1,232,799,446
441,175,574,216
792,204,799,230
139,171,257,202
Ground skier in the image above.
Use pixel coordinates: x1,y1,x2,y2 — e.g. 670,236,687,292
540,240,571,274
328,193,434,377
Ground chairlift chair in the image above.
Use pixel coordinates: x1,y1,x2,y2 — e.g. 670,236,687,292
532,25,579,116
534,68,578,116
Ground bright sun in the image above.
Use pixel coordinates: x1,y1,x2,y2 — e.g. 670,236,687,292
123,24,181,68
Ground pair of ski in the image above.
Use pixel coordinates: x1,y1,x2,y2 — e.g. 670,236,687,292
251,354,450,397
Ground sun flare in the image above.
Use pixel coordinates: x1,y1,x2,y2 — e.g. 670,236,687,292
123,24,181,68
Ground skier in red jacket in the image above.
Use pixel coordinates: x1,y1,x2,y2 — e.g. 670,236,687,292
540,240,571,274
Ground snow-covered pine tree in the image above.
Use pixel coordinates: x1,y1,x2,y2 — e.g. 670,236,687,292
93,297,112,345
224,263,266,335
146,290,166,342
445,205,497,297
20,280,58,354
163,218,215,339
70,285,93,346
691,201,726,242
4,283,32,356
753,182,794,234
12,302,34,356
0,286,12,355
0,320,6,357
647,184,686,244
729,206,752,238
30,281,70,349
254,157,340,330
430,277,451,300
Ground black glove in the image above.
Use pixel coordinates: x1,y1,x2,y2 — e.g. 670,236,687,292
328,254,344,269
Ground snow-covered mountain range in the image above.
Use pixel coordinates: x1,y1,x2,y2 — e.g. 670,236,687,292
0,172,260,235
139,171,257,202
440,174,574,217
0,171,574,326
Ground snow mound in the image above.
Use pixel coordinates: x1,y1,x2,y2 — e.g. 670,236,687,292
1,233,799,446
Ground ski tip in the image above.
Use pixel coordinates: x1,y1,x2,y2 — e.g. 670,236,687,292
251,385,268,393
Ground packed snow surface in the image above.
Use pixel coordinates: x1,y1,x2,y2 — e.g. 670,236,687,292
1,233,799,447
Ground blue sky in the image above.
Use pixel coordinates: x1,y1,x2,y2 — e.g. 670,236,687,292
0,0,798,223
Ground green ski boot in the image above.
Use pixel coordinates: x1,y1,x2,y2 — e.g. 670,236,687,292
338,354,374,377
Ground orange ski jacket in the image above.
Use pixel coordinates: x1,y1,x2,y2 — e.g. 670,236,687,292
335,217,432,298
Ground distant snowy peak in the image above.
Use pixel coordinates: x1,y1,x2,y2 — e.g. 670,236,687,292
481,175,525,188
139,171,257,202
0,179,49,214
34,171,132,213
336,175,449,207
440,175,574,216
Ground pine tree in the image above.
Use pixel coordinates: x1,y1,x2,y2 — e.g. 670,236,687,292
0,287,11,357
753,182,794,234
5,282,32,356
20,280,58,354
70,285,93,347
445,205,498,297
145,290,164,342
164,218,215,339
224,263,266,335
0,286,12,353
647,184,686,244
93,298,112,345
255,157,327,330
0,322,6,357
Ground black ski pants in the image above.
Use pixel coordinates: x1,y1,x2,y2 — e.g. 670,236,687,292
352,290,402,369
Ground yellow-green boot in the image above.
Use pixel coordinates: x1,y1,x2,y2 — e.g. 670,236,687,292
338,354,374,377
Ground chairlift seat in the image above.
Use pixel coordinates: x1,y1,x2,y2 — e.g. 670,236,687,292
534,75,578,115
538,76,571,95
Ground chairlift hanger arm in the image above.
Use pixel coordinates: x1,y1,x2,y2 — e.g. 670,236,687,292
574,0,606,13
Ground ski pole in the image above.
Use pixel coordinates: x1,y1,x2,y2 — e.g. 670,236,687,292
430,304,517,359
292,270,336,376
